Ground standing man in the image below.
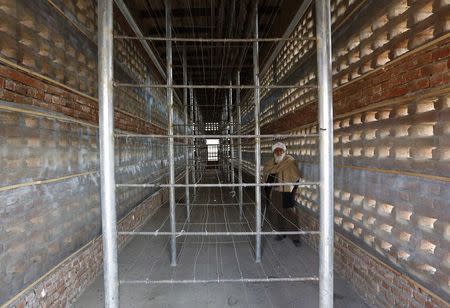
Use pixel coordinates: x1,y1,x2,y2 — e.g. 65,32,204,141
263,142,302,246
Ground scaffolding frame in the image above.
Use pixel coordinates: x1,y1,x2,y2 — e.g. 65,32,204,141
98,0,334,306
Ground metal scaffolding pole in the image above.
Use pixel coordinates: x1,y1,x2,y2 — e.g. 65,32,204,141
98,0,119,306
189,82,195,193
316,0,334,307
182,47,190,221
225,96,231,183
194,98,198,194
229,81,235,189
165,0,177,267
236,71,243,220
253,2,262,263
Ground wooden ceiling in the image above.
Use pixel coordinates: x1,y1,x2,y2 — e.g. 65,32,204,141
125,0,304,122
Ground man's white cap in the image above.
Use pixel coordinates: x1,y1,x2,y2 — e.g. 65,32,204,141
272,142,286,152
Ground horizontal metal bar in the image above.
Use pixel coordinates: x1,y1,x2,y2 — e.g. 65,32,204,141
182,164,225,166
184,204,250,208
114,83,316,89
116,182,319,188
174,64,253,68
183,241,250,244
118,231,319,236
174,122,242,125
120,277,318,284
114,35,316,42
175,222,247,225
176,202,254,206
115,133,319,139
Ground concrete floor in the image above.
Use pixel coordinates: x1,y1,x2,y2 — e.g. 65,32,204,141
75,170,370,308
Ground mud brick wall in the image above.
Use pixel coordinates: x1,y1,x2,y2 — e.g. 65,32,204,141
0,86,184,303
3,189,168,308
0,0,188,305
297,207,449,308
241,0,450,305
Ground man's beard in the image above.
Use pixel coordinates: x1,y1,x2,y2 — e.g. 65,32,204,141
274,152,285,164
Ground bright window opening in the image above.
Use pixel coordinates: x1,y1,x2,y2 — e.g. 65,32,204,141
207,139,219,161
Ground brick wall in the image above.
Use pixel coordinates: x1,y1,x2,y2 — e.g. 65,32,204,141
0,0,189,305
2,189,168,308
0,97,186,304
240,0,450,306
269,35,450,303
297,206,449,308
243,0,450,131
259,38,450,135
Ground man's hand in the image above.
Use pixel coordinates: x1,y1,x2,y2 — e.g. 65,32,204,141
291,186,297,200
292,179,300,196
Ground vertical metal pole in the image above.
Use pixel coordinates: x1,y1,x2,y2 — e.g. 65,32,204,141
197,104,201,173
226,101,229,181
221,107,224,176
98,0,119,306
190,85,195,190
229,81,235,189
182,47,190,221
165,0,177,267
316,0,334,307
236,71,243,220
225,96,231,183
194,99,198,193
253,1,262,263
